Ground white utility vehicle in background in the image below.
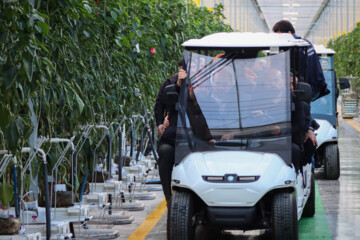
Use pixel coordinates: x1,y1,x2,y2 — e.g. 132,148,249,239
312,45,350,180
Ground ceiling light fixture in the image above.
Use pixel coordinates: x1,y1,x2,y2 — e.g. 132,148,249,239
282,3,300,7
283,12,299,15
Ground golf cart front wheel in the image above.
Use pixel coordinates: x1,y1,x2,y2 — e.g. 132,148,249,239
272,192,298,240
324,144,340,180
168,191,195,240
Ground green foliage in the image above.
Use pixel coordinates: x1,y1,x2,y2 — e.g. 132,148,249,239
0,178,13,207
0,0,231,154
0,0,231,199
328,22,360,93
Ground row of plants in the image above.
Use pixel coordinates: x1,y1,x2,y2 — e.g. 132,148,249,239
328,22,360,93
0,0,232,208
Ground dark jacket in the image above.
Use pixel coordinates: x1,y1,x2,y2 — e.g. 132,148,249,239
186,97,213,142
295,35,330,101
292,101,311,146
155,73,179,147
155,73,213,147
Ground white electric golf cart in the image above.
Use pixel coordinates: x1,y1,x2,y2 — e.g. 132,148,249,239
312,45,350,179
167,32,316,240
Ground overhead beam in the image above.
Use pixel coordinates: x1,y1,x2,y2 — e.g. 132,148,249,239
252,0,270,31
304,0,331,38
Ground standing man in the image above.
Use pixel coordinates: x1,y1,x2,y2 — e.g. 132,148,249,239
273,20,329,166
272,20,330,101
155,59,187,202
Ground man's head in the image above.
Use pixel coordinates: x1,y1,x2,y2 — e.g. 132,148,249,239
272,20,295,34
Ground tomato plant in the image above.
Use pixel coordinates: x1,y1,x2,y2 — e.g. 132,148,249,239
328,22,360,93
0,0,231,206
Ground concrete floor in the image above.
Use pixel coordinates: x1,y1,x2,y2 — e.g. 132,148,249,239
111,114,360,240
316,116,360,240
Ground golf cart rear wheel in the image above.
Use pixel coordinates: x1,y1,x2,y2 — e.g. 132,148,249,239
168,191,195,240
302,173,315,217
324,144,340,180
272,192,298,240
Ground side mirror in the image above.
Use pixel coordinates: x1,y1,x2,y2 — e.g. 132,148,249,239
164,83,179,103
339,78,350,89
295,82,312,102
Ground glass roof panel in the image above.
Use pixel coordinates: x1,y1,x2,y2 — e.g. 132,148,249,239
257,0,325,37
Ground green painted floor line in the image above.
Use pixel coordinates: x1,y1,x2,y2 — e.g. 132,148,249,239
299,181,332,240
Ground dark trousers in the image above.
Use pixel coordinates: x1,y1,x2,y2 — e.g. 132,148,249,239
303,139,316,165
157,143,175,202
292,140,316,173
292,143,302,173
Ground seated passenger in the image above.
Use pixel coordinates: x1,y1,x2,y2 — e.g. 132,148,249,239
291,74,311,173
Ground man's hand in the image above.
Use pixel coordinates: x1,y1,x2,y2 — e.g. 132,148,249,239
157,124,166,136
164,112,169,128
304,129,318,147
177,69,187,87
157,112,170,136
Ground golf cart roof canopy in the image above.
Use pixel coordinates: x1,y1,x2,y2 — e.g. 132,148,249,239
182,32,310,48
313,45,336,55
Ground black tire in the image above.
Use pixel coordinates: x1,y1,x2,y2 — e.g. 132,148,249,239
272,192,298,240
302,173,315,217
324,144,340,180
168,191,195,240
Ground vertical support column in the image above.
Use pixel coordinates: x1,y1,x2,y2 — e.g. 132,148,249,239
341,0,343,34
331,0,336,39
229,0,232,30
118,130,123,181
353,0,356,30
13,159,19,218
238,0,241,32
347,0,349,33
71,149,75,203
234,0,236,31
107,134,112,178
328,6,331,43
42,160,51,240
108,194,112,215
336,0,339,37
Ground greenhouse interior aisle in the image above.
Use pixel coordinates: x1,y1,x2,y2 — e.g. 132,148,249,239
315,115,360,239
2,1,360,240
107,110,360,240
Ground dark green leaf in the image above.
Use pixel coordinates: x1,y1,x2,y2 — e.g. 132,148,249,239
121,37,130,48
36,21,49,35
0,32,8,43
3,65,18,89
16,117,25,135
110,11,117,20
0,104,11,130
0,180,13,206
74,92,84,115
5,118,20,153
23,59,33,82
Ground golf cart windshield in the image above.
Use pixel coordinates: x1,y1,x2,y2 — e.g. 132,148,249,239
174,49,292,165
311,56,336,126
